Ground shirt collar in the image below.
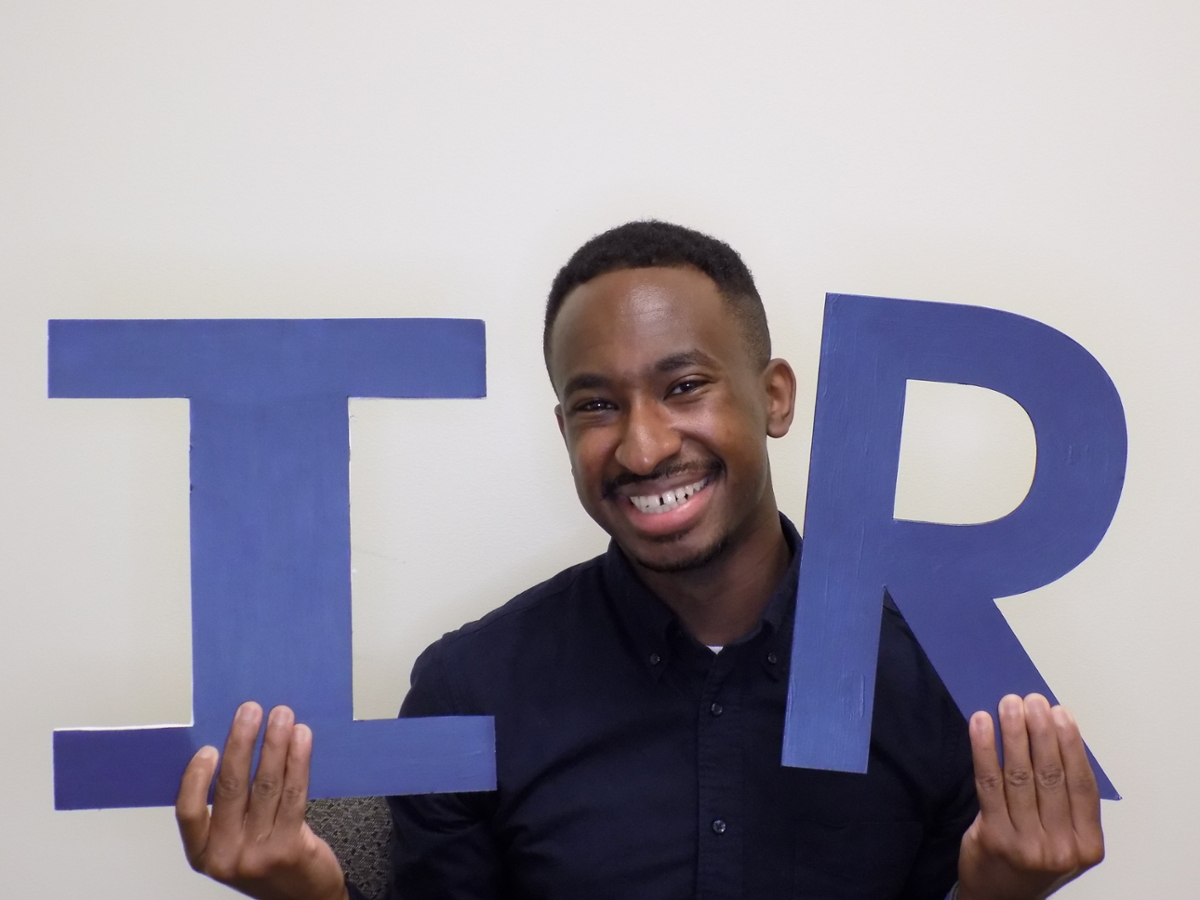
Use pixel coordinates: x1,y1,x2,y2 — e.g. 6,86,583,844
601,514,802,676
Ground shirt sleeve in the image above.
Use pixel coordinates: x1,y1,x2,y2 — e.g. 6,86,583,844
382,640,506,900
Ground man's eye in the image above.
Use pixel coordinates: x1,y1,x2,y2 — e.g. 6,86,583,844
575,399,614,413
669,379,705,396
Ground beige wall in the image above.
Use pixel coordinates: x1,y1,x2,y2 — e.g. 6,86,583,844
2,2,1196,895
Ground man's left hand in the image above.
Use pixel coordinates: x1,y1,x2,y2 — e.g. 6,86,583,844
957,693,1105,900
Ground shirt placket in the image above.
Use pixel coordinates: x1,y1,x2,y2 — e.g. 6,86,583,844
695,647,744,900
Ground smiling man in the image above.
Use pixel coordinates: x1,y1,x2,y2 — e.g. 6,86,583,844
177,221,1105,900
547,258,796,648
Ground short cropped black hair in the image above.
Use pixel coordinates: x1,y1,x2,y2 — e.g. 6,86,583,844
543,220,771,374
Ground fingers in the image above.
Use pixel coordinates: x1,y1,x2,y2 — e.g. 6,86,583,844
274,723,314,833
207,701,263,849
968,709,1011,829
961,695,1107,900
1025,694,1072,834
175,745,219,869
1053,705,1105,863
173,701,329,895
970,695,1071,831
243,705,296,842
997,694,1041,831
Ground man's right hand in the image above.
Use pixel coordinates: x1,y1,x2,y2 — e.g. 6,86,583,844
175,702,349,900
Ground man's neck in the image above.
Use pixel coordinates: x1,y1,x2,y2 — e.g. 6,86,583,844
631,507,791,647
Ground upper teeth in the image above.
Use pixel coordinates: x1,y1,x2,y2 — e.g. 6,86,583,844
629,476,710,514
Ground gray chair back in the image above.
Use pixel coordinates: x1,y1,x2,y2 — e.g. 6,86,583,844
306,796,395,900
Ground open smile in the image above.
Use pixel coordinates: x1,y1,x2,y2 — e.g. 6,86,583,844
626,475,713,514
610,468,721,540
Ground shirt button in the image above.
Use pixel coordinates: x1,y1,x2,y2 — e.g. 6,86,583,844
711,818,727,834
709,702,723,717
766,652,779,665
649,652,662,665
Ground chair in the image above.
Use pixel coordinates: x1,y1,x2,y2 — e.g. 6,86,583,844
306,796,395,900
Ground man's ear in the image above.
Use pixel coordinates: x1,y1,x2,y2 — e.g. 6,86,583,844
763,358,797,439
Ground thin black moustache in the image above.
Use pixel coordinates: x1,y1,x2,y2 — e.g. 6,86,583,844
601,460,724,500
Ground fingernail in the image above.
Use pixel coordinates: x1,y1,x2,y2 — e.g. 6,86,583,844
197,746,218,764
236,702,257,723
268,707,283,727
1000,694,1020,715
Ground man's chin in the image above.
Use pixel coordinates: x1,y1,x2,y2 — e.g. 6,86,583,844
626,534,729,574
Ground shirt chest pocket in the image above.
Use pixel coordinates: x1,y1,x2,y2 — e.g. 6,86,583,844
794,818,924,899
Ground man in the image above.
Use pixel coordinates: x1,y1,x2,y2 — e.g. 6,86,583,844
176,222,1105,900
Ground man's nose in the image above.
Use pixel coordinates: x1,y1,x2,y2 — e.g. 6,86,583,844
614,399,681,475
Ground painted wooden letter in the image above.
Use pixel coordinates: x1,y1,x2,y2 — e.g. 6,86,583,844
50,319,496,810
784,295,1123,800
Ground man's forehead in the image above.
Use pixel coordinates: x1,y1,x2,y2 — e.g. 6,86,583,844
557,267,726,337
549,270,734,393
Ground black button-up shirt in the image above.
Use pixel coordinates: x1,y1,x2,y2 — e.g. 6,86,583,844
384,518,977,899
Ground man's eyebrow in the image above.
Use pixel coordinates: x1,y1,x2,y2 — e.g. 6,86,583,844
561,373,609,396
559,351,717,396
655,350,719,373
